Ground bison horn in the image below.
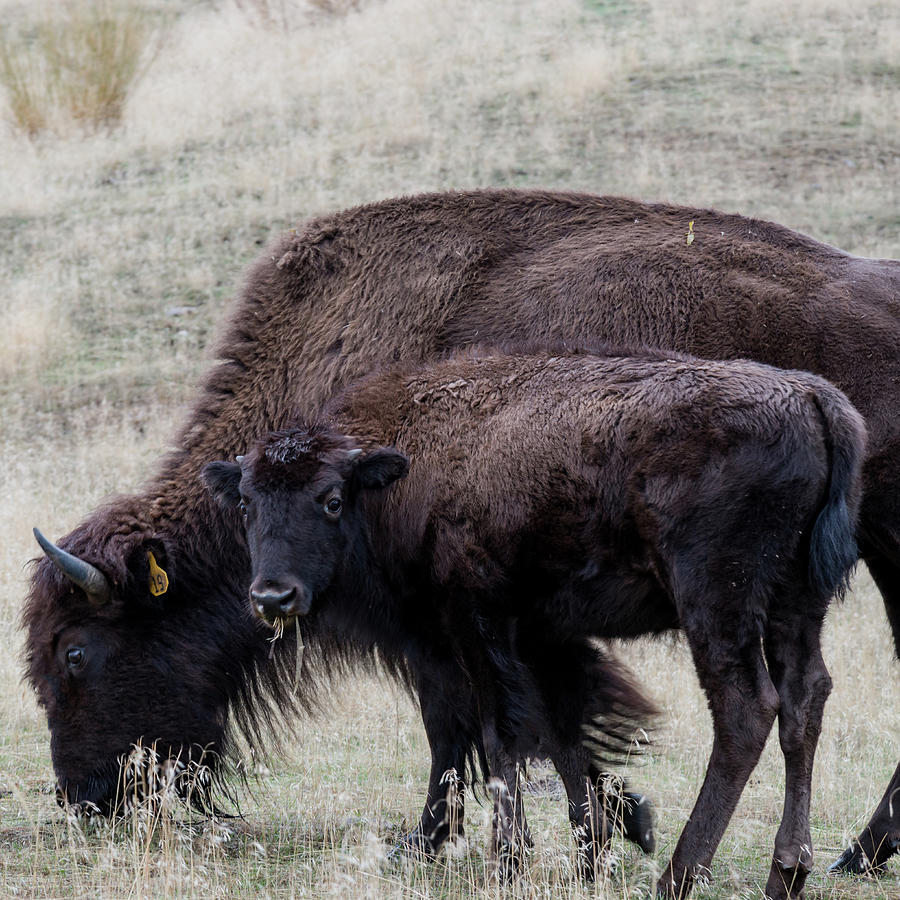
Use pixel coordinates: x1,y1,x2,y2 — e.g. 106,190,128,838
33,527,111,607
235,455,244,464
346,449,363,461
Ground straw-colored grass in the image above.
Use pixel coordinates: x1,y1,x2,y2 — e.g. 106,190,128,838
0,0,898,896
233,0,366,29
0,0,167,138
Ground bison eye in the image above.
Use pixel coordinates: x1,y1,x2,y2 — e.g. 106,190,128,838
238,500,247,519
324,496,342,518
66,647,85,670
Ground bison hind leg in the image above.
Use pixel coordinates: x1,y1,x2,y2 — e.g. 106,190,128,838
524,634,659,858
762,595,835,900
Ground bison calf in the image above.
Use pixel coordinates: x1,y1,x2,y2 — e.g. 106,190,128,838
206,348,865,900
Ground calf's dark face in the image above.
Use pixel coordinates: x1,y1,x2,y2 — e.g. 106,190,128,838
204,443,408,627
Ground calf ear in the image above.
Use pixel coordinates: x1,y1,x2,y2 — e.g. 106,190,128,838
354,448,409,491
203,460,242,507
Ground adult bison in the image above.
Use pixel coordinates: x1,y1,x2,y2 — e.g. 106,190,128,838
204,347,865,899
26,189,900,873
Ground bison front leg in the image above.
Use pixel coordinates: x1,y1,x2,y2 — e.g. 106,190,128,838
395,669,474,857
482,718,533,881
519,631,657,858
828,760,900,876
552,749,615,880
659,626,780,899
827,553,900,876
763,605,833,899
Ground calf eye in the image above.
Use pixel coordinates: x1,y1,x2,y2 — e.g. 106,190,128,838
324,496,342,517
66,647,85,670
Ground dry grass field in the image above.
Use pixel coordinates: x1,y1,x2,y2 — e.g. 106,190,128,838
0,0,898,897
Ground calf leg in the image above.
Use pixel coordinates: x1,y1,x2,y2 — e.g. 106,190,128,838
398,670,474,856
445,605,535,876
828,552,900,874
552,746,616,879
763,608,833,900
482,718,533,879
659,627,780,899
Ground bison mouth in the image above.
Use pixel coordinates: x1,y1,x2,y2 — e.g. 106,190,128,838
57,744,236,822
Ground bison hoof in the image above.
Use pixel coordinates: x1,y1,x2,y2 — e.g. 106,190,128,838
827,842,884,877
496,844,525,883
621,792,656,854
764,862,809,899
389,829,438,861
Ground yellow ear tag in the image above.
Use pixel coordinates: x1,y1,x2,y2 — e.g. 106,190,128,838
148,551,169,597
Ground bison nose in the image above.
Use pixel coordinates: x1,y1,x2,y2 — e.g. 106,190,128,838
249,578,311,622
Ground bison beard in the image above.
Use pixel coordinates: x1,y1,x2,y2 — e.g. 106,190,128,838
209,348,864,898
23,188,900,875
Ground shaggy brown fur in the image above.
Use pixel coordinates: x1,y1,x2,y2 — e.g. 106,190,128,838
23,189,900,869
214,348,864,899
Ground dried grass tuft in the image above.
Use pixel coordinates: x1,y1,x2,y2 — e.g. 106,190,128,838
0,0,167,138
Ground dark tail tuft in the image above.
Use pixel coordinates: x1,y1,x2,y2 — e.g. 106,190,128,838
577,644,659,766
808,387,866,600
519,634,658,768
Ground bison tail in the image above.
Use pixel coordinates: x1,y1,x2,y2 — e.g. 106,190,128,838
578,643,659,766
807,386,867,600
515,633,657,767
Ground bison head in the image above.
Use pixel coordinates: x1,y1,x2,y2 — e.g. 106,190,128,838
24,506,252,817
204,426,408,628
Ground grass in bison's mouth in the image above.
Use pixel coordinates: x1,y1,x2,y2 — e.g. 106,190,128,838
266,615,305,693
267,616,286,646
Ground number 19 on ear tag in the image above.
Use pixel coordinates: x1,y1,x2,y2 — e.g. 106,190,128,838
148,551,169,596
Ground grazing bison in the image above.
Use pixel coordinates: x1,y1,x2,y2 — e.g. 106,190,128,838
25,189,900,873
205,348,865,899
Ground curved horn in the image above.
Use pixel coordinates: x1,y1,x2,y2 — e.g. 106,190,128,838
33,527,111,606
346,448,364,461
